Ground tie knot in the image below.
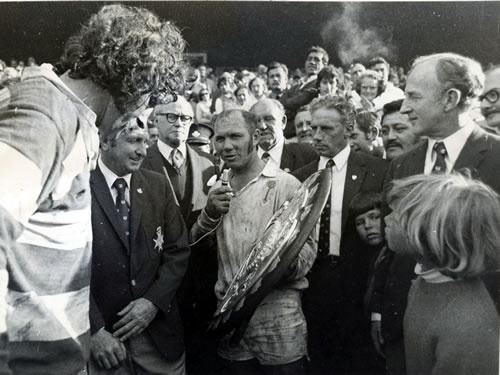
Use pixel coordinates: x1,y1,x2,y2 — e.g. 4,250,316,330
433,141,447,156
112,178,127,192
325,159,335,168
262,152,270,161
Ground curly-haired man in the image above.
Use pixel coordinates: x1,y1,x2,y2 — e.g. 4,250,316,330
0,5,184,374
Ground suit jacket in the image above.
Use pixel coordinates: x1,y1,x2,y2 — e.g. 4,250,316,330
374,124,500,343
90,167,190,361
292,150,387,369
280,79,318,138
293,150,388,234
141,143,215,229
280,142,318,173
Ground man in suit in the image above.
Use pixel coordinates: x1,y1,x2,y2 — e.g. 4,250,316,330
89,114,190,373
141,95,218,372
141,95,215,228
281,46,329,138
292,96,387,374
370,52,500,375
250,98,317,173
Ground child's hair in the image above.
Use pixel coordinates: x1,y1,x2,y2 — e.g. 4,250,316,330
387,173,500,279
349,192,382,219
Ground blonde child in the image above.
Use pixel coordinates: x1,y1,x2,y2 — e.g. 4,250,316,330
385,173,500,375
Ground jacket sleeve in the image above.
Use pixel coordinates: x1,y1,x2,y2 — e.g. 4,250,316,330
143,179,191,313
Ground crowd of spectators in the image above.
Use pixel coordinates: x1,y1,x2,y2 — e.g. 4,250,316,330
0,4,499,375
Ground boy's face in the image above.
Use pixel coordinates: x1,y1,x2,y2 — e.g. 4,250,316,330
355,208,383,246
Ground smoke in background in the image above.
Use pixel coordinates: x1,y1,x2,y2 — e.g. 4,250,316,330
321,3,397,66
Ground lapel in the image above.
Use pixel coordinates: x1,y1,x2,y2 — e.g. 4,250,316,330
144,143,166,174
453,125,489,173
398,141,427,178
280,144,294,171
341,152,367,231
90,167,130,252
186,146,200,210
129,172,144,246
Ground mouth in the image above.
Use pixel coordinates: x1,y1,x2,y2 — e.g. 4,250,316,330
386,142,402,150
483,109,500,119
223,154,238,162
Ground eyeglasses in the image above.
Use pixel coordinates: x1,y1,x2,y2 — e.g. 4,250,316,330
159,113,193,123
479,89,500,104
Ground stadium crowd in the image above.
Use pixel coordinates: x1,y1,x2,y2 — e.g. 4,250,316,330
0,4,498,375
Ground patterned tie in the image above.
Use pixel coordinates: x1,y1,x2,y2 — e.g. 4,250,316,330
171,148,184,174
112,178,130,237
318,159,335,258
261,152,270,162
432,142,447,174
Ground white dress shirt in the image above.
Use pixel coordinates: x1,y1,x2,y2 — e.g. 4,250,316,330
157,139,187,167
317,145,351,256
257,137,285,168
98,158,132,205
423,120,475,175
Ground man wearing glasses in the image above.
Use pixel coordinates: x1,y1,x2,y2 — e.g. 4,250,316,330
141,96,216,372
142,96,215,228
481,66,500,133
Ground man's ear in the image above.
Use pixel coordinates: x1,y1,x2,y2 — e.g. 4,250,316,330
281,115,287,130
100,138,111,152
443,88,461,112
253,128,261,144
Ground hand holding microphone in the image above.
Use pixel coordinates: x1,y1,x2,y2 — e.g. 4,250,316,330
206,170,233,219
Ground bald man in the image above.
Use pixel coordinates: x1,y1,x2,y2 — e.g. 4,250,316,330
250,98,317,173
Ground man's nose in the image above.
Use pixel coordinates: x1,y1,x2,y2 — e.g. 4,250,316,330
400,99,411,114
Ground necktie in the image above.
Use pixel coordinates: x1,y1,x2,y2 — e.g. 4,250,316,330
318,159,335,258
171,148,184,174
261,152,270,162
112,178,130,236
432,142,447,174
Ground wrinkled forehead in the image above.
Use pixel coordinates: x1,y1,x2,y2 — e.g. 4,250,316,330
103,112,148,140
155,99,194,117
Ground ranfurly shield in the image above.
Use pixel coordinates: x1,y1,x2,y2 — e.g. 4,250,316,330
210,167,332,345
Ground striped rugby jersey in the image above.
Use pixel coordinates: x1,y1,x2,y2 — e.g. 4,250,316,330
0,65,99,374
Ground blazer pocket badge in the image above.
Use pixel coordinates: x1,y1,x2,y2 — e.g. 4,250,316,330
153,226,164,253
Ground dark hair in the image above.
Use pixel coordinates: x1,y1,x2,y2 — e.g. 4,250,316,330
349,192,382,219
58,4,185,113
307,46,329,65
367,56,389,70
267,61,288,77
381,99,403,124
316,65,340,88
355,111,378,135
310,96,356,131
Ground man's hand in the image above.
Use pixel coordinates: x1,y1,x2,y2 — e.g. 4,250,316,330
91,328,127,369
205,186,233,218
370,320,385,358
112,298,158,342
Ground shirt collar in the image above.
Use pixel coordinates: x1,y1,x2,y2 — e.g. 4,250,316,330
426,120,475,169
414,263,454,283
157,139,187,162
98,157,132,191
318,145,351,171
258,137,284,164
